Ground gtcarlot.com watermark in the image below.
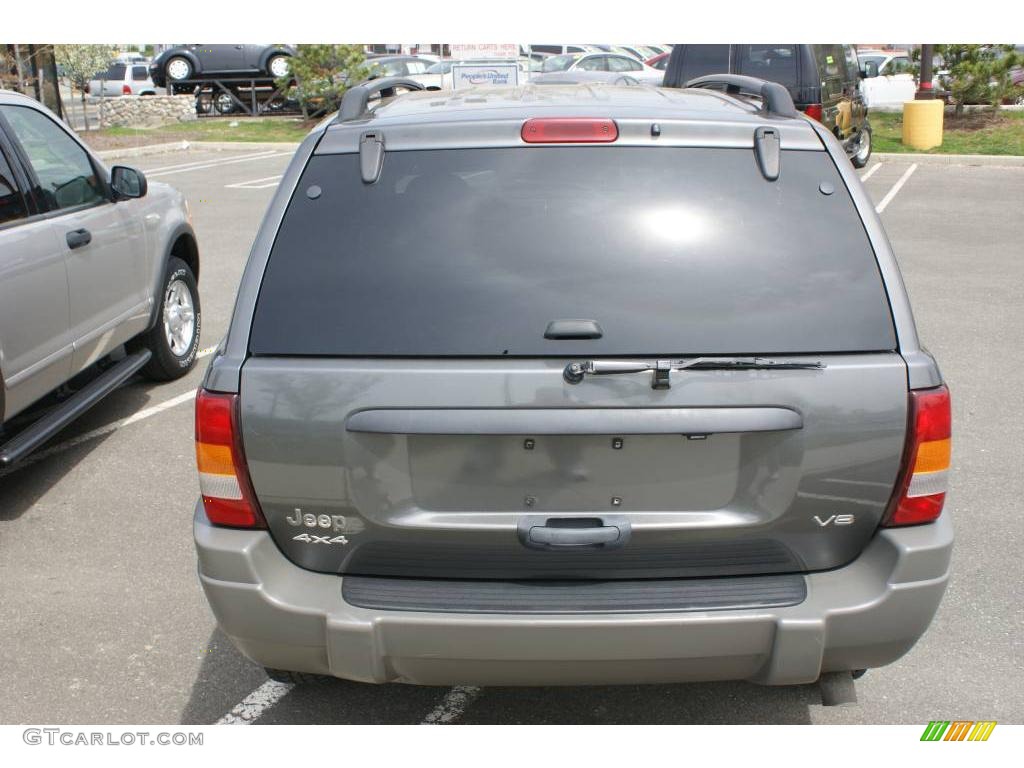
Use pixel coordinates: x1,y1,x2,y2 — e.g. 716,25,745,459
23,728,203,746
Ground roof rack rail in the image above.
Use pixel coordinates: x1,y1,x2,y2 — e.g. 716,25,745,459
335,77,426,123
684,74,798,119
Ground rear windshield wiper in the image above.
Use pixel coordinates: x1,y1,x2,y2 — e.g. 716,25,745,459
563,357,825,389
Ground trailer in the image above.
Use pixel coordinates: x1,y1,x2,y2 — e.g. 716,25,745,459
170,76,300,116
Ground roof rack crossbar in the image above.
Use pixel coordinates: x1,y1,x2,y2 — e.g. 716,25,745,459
684,74,798,119
335,77,426,123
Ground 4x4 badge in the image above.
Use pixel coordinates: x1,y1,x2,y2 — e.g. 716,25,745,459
293,533,349,545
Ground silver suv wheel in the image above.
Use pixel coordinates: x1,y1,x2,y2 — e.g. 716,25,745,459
163,278,196,357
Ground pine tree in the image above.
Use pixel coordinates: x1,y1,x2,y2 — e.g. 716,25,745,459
935,44,1023,116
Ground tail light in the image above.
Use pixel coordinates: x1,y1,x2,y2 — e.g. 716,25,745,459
122,84,132,95
883,385,951,527
195,389,266,528
804,103,823,122
521,118,618,143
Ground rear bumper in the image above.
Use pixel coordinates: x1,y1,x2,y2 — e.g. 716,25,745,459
194,502,953,686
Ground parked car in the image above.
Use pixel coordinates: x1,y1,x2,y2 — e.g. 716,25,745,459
87,62,159,97
527,44,604,57
858,50,916,108
598,45,665,62
540,53,663,83
149,44,295,88
408,53,441,65
363,55,434,84
646,52,670,71
0,90,201,465
531,71,641,86
414,60,454,89
532,71,634,87
593,45,644,60
193,76,952,695
663,44,873,167
115,51,148,65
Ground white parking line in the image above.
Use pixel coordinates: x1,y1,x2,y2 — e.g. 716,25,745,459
875,163,918,214
225,175,283,190
0,346,217,478
859,162,883,182
216,680,295,725
143,151,278,174
421,686,482,724
147,152,291,179
212,678,483,726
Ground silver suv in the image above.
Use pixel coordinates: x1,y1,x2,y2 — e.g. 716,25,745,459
87,62,160,97
1,90,200,464
194,76,952,694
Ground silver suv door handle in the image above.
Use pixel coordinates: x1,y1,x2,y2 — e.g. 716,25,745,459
66,229,92,249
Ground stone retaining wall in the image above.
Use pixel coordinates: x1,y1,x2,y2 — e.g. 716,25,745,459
98,95,196,128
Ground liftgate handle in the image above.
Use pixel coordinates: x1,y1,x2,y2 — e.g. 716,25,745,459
518,516,632,550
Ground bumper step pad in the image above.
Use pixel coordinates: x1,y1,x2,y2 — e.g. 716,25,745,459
342,573,807,614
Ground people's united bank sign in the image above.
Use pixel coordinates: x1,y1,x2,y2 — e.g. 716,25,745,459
452,63,519,89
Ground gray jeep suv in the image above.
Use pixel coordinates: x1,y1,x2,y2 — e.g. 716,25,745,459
194,76,952,693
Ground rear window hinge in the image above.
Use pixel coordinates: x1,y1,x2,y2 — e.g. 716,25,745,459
754,126,781,181
360,131,385,184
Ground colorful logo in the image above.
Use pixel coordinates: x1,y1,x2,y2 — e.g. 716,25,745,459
921,721,997,741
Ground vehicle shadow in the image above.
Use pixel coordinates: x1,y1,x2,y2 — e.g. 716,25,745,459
181,628,819,724
179,628,450,725
458,681,818,724
0,377,191,522
178,629,269,725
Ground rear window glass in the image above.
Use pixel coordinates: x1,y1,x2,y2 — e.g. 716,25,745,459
680,44,730,79
736,45,799,88
250,146,896,357
100,64,127,80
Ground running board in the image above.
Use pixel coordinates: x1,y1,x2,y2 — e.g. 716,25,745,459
0,349,151,467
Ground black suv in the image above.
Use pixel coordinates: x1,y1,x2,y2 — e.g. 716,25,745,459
663,44,872,167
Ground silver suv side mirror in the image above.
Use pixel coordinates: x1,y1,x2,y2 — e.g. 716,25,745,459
860,61,879,79
111,165,148,200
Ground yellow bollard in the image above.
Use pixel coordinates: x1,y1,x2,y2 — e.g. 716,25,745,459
902,100,944,150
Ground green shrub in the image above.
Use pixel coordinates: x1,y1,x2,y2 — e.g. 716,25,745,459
277,44,369,118
934,44,1023,115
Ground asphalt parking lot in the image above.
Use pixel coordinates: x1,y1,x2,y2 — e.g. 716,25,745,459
0,146,1021,725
